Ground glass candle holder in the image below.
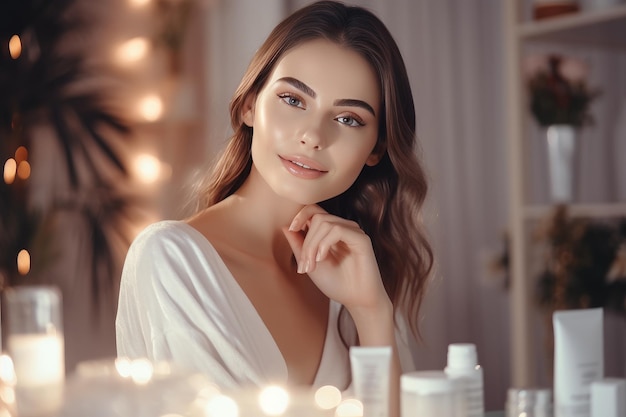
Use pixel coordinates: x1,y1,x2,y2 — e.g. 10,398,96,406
3,285,65,417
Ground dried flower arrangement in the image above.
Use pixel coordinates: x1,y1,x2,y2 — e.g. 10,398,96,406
525,54,601,128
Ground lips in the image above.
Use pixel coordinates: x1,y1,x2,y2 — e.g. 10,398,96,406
279,155,328,179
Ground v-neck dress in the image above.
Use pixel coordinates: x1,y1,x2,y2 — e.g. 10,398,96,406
115,220,357,389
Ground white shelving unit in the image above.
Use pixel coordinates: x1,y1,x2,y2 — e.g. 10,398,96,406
504,1,626,387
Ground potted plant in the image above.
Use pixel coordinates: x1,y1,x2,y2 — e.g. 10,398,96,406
525,54,601,202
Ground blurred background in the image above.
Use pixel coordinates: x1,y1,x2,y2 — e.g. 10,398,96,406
1,0,625,411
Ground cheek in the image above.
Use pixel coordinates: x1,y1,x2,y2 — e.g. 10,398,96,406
253,98,299,145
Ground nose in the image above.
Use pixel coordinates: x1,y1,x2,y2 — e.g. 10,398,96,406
300,122,326,150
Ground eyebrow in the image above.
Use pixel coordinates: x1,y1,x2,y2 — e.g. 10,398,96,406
277,76,376,117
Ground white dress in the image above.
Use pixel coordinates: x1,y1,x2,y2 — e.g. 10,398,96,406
115,221,416,390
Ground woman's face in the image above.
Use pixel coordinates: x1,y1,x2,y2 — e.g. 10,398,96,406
243,38,381,205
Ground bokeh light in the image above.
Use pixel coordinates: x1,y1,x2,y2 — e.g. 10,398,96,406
17,161,31,180
129,358,153,385
335,399,363,417
4,159,17,184
17,249,30,275
315,385,342,410
139,94,163,121
258,385,289,416
8,35,21,59
204,394,239,417
116,37,149,64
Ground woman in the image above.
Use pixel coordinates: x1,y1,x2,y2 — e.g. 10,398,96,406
116,0,432,413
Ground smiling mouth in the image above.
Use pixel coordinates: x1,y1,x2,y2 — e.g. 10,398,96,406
290,160,321,171
280,156,328,172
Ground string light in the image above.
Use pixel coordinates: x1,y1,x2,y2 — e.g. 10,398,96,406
4,159,17,184
8,35,21,59
128,0,151,6
17,250,30,275
139,94,163,121
14,146,28,163
133,153,164,184
17,161,31,180
116,37,150,64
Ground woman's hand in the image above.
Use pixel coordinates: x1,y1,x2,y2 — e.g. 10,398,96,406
282,204,391,315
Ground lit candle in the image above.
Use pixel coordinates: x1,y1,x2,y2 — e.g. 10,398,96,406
8,334,65,417
4,286,65,417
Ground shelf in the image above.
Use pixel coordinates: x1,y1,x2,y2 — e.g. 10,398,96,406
517,4,626,46
523,202,626,220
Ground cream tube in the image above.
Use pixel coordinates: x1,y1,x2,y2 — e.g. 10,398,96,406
350,346,392,417
553,308,604,417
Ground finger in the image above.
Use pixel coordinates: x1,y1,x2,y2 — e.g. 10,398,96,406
288,204,327,232
282,227,306,274
302,219,363,273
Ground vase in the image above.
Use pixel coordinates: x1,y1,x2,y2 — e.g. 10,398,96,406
545,124,577,203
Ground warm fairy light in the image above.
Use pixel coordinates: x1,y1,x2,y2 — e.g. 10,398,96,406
139,94,163,121
14,146,28,163
315,385,342,410
114,357,132,378
17,161,31,180
4,158,17,184
8,35,21,59
17,249,30,275
129,0,151,6
335,399,363,417
258,386,289,416
116,37,150,64
134,153,163,184
130,358,153,384
204,394,239,417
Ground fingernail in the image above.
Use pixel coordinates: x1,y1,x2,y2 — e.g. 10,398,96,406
288,220,298,231
315,251,321,262
303,260,310,274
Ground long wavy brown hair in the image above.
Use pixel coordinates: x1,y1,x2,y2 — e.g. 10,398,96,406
197,1,433,337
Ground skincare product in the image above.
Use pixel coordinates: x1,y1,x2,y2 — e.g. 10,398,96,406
590,378,625,417
444,343,484,417
506,387,553,417
553,308,603,417
401,371,465,417
349,346,392,417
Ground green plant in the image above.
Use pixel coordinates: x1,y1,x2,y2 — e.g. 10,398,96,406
0,0,140,303
527,54,601,128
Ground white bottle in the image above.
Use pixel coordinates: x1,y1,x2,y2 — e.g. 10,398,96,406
444,343,484,417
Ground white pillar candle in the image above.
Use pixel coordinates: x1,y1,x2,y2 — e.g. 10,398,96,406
8,334,64,386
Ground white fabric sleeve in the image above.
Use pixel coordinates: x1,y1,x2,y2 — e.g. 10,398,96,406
115,223,249,388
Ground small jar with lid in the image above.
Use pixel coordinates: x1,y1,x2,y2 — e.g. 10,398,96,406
401,371,466,417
